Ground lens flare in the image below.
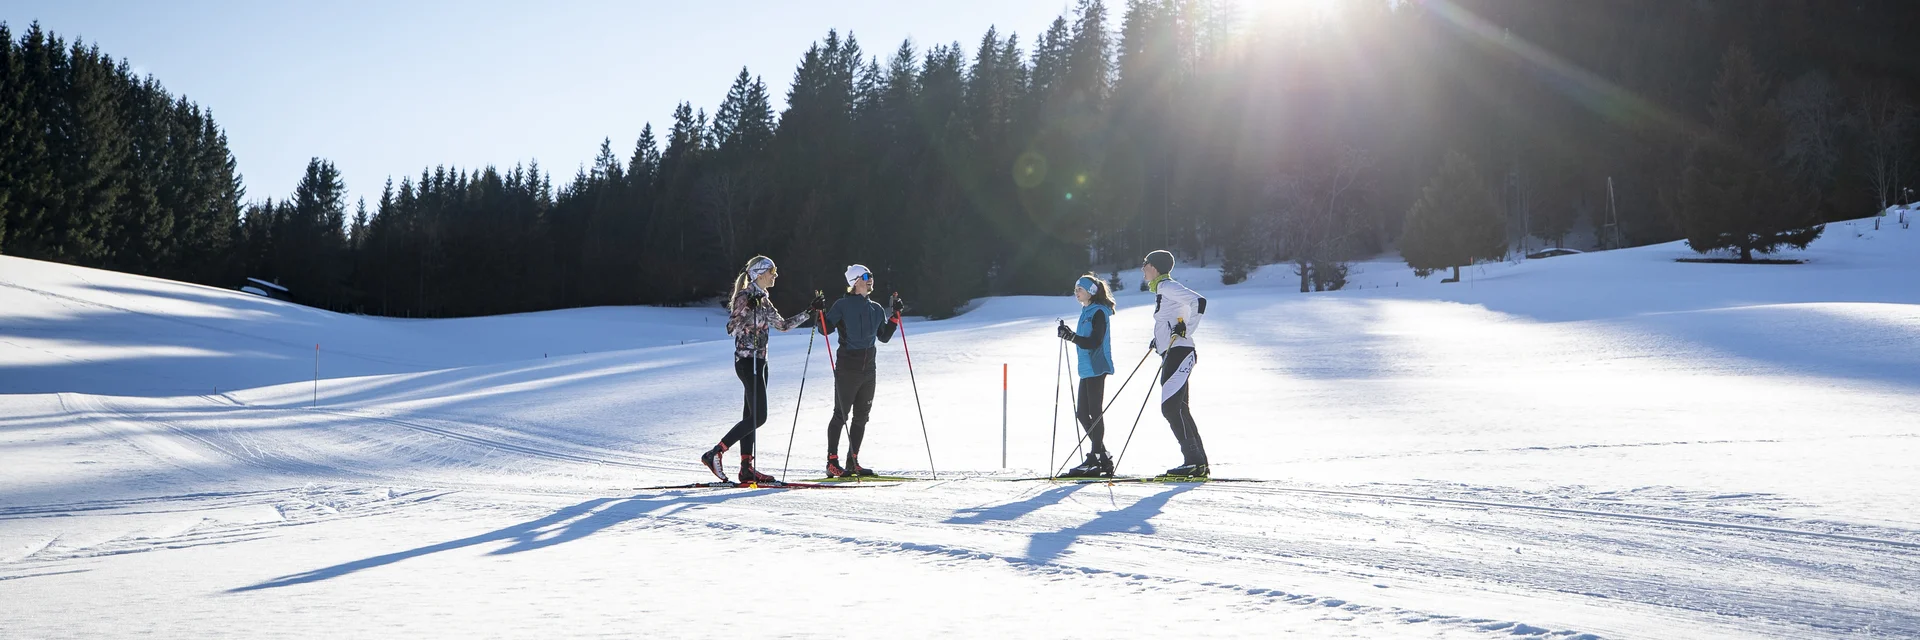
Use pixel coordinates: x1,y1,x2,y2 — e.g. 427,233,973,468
1013,151,1048,189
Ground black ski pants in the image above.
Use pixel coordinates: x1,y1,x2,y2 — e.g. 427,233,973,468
1076,374,1109,454
719,357,768,457
1159,347,1206,465
827,347,878,457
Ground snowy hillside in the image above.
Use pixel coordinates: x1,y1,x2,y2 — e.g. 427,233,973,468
3,216,1918,638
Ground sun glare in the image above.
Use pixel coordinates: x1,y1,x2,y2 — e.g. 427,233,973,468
1247,0,1345,26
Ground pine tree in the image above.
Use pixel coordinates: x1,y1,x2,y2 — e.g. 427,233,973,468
109,74,171,273
4,24,62,259
350,197,368,249
0,23,24,250
51,41,128,264
277,158,350,308
1402,151,1505,283
1677,47,1823,261
629,123,660,187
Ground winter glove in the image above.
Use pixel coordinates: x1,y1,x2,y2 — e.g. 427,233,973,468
809,291,827,312
1148,338,1158,352
890,294,905,314
745,289,766,306
1056,322,1076,342
1172,319,1187,337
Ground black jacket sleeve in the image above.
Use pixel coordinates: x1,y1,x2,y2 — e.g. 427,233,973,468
876,305,898,343
1070,308,1106,350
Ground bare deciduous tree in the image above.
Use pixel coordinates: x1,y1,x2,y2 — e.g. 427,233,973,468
1857,81,1913,214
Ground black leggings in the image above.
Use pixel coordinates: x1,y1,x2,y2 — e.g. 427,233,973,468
1076,374,1109,454
827,348,878,457
720,357,768,457
1159,347,1206,465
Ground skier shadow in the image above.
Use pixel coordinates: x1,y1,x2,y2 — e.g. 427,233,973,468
227,489,773,593
943,484,1089,525
1022,484,1195,564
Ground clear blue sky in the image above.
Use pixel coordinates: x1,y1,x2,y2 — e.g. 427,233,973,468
2,0,1075,207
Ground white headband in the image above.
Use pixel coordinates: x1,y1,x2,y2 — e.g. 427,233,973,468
745,257,775,280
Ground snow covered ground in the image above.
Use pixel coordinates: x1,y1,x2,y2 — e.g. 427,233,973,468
3,215,1917,638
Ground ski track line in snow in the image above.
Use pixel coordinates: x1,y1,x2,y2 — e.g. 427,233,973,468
589,474,1920,633
636,512,1602,640
1,486,452,569
1192,481,1920,552
665,480,1913,636
79,392,370,480
1300,432,1920,463
0,488,288,520
315,404,697,471
57,393,230,483
0,569,91,581
1302,437,1787,461
61,390,688,489
481,476,1920,553
306,408,678,472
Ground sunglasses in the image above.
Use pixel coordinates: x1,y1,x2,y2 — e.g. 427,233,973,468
855,273,872,282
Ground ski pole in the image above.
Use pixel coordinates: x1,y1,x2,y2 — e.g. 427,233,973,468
1111,363,1162,473
1062,337,1086,466
1049,336,1065,480
1051,347,1153,477
780,318,818,481
893,302,936,480
750,319,763,483
817,308,836,371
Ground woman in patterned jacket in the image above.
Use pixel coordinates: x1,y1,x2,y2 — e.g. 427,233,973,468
700,255,823,483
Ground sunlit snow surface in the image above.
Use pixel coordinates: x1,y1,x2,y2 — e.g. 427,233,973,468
4,216,1918,638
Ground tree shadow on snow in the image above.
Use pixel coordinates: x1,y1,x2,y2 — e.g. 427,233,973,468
227,489,770,593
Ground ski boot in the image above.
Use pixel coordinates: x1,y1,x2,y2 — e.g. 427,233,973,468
845,454,877,477
825,454,846,478
1161,462,1209,479
1061,452,1114,479
737,455,776,485
699,443,728,482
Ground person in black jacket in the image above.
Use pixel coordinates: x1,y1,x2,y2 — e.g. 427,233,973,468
819,264,901,477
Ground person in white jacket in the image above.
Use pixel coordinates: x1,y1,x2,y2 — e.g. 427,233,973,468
1141,250,1209,477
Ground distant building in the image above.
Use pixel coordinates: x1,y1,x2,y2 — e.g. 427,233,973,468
242,277,292,301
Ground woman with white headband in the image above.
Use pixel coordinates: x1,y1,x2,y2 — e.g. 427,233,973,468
701,255,823,484
1055,273,1117,478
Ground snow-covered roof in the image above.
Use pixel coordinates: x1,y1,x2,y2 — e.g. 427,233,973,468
246,277,289,292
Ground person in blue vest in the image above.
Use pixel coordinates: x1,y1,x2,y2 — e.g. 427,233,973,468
819,264,903,477
1056,273,1117,478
